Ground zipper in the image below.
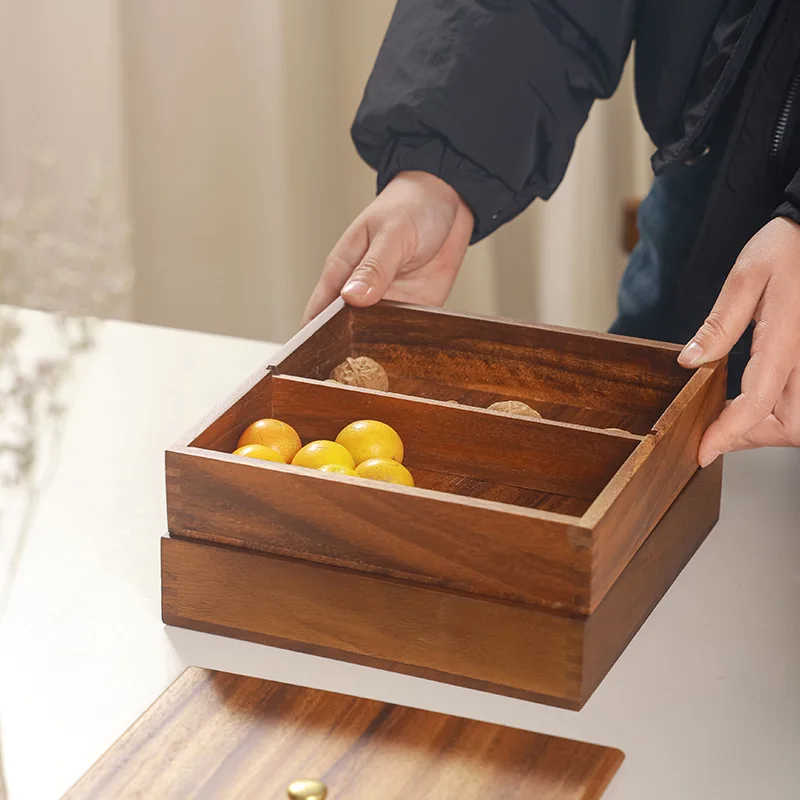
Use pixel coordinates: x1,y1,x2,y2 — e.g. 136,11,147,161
768,54,800,185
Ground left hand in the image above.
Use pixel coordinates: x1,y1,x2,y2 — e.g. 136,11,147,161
678,216,800,466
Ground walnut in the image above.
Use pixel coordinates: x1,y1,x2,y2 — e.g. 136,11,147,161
329,356,389,392
487,400,541,418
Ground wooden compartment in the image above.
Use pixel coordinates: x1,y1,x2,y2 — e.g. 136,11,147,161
271,299,696,435
163,300,727,709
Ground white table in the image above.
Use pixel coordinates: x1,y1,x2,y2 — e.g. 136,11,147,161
0,307,798,800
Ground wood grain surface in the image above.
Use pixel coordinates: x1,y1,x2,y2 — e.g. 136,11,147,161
269,297,352,381
350,302,689,424
64,668,624,800
182,370,641,505
269,300,691,435
369,376,658,435
167,297,724,669
582,457,723,698
586,360,727,609
162,461,721,709
269,375,639,500
166,444,595,612
412,468,591,516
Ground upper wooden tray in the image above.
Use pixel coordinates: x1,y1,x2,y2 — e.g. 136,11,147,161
64,667,624,799
165,300,726,615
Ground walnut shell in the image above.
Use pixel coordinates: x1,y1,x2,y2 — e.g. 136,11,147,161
329,356,389,392
487,400,541,418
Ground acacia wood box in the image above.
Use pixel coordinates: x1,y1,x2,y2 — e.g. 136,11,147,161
162,300,726,710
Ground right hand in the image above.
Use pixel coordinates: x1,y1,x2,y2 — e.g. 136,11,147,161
302,171,474,324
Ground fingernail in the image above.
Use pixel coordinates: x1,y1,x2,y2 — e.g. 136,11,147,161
679,340,705,367
700,450,721,468
342,279,370,299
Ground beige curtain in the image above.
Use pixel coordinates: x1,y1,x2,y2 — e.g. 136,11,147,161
0,0,653,342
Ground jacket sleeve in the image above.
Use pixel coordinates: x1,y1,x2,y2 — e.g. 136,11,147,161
773,166,800,226
351,0,637,243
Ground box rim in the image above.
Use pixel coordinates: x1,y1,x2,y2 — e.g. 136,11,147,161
288,298,686,359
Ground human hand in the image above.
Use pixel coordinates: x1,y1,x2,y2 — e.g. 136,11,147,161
303,171,474,324
678,217,800,465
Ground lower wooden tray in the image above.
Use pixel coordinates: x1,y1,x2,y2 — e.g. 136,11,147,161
63,667,624,799
161,460,723,710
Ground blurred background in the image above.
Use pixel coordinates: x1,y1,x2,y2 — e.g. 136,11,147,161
0,0,654,344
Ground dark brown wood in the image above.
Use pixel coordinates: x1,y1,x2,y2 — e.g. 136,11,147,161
64,668,624,800
162,462,721,710
166,446,595,611
368,376,657,435
586,360,727,609
348,302,690,425
186,371,273,452
164,300,727,706
177,367,641,505
268,296,353,381
265,374,639,499
581,457,723,698
622,197,641,254
269,301,692,434
413,469,592,516
167,303,726,615
171,366,273,451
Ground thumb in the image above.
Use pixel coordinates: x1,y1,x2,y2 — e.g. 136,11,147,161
678,265,766,368
341,228,405,308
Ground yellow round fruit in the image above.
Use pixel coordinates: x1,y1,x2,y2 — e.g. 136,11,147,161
233,444,285,462
335,420,404,465
237,418,301,463
318,463,359,477
292,440,356,470
355,458,414,487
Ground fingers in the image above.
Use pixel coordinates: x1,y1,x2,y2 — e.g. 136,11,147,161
698,338,796,465
303,218,412,325
697,293,800,465
340,226,407,309
302,223,368,325
678,261,768,368
726,365,800,452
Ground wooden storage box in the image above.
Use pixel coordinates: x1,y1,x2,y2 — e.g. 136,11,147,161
162,300,726,709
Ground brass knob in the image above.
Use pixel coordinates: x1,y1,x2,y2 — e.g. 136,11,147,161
287,778,328,800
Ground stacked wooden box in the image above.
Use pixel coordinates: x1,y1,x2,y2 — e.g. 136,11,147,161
162,299,726,709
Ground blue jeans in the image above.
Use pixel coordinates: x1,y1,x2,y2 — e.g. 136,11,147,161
609,147,751,398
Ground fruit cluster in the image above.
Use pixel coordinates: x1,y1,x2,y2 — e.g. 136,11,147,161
233,418,414,487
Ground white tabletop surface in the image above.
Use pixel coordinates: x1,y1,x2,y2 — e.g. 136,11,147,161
0,306,798,800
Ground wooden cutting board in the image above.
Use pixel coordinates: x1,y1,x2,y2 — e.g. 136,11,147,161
64,667,623,799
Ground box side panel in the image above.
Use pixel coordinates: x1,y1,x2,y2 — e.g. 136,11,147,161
188,373,274,452
161,537,586,708
165,448,594,611
351,303,688,427
269,298,352,380
587,360,726,610
581,459,723,703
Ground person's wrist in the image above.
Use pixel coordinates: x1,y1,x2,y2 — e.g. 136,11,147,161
393,170,470,216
